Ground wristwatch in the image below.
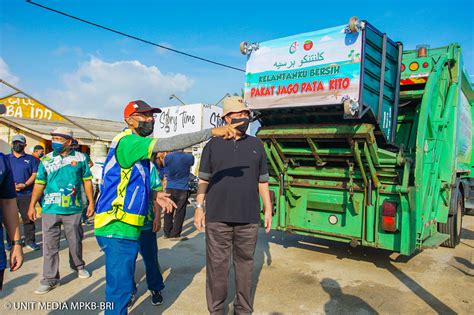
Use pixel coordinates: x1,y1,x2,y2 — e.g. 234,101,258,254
195,203,204,209
10,240,22,246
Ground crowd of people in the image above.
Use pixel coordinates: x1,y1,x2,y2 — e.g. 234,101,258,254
0,96,273,315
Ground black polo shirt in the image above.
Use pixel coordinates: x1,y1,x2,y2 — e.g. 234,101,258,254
199,135,269,224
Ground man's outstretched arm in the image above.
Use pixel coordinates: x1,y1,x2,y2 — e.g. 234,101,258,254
152,123,242,153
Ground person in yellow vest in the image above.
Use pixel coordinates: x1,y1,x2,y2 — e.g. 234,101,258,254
94,100,242,315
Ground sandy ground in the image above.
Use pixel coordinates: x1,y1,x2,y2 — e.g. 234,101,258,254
1,209,472,315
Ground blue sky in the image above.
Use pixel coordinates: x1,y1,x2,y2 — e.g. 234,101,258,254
1,0,473,120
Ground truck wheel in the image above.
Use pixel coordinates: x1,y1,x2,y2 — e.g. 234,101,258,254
438,191,463,248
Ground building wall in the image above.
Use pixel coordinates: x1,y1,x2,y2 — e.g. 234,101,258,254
0,123,110,162
0,123,46,154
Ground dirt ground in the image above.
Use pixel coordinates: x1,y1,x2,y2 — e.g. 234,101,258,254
1,210,472,314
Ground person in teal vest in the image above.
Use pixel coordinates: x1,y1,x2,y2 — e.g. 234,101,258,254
94,100,242,315
28,127,95,295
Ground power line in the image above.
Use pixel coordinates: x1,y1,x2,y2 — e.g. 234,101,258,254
26,0,245,72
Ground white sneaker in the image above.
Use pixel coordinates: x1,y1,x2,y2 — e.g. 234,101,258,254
35,283,60,295
77,269,91,279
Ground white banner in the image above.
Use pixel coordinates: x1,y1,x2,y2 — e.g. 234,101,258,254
244,24,362,109
154,103,224,138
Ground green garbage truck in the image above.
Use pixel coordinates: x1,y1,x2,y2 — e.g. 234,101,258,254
241,17,474,255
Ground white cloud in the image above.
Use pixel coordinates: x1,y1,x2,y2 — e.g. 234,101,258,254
45,57,194,120
52,46,84,57
319,35,333,42
0,58,20,95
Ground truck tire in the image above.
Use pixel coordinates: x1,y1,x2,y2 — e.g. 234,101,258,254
438,191,463,248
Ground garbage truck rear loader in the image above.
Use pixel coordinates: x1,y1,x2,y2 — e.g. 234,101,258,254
241,18,474,255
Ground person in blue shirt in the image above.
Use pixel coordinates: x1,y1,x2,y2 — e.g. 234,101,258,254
155,152,168,187
6,135,40,251
0,103,24,290
130,163,165,307
163,150,195,240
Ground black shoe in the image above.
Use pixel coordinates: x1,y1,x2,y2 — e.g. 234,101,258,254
150,290,163,305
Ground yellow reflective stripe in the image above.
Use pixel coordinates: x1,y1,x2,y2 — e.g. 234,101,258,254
94,211,115,228
109,130,134,218
35,179,46,184
93,208,145,228
112,129,132,144
148,138,158,159
83,176,93,181
110,168,132,211
94,128,147,230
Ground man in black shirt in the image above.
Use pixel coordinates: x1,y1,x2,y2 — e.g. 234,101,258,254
194,96,272,315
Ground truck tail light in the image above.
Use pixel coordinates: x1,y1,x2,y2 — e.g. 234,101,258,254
382,202,397,232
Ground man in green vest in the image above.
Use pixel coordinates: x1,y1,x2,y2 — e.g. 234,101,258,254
94,100,241,315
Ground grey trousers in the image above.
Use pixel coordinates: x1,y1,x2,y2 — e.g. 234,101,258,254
41,213,85,286
205,222,259,315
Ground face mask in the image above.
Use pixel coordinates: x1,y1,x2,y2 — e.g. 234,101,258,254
136,121,154,137
230,117,250,134
52,141,65,153
38,152,44,158
12,143,25,153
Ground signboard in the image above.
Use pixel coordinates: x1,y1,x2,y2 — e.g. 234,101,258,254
203,104,225,129
154,103,224,138
154,103,226,176
244,24,362,109
0,97,66,121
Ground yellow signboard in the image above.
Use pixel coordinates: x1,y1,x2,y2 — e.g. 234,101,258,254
0,97,65,121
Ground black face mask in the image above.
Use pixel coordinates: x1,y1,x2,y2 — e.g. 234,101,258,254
12,143,25,153
136,121,154,137
231,117,250,134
